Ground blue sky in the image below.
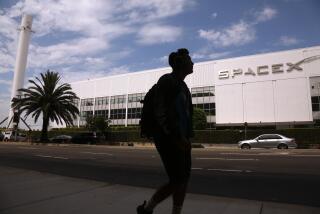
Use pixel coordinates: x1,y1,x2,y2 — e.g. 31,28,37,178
0,0,320,123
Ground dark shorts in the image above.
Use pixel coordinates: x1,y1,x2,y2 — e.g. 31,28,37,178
154,135,191,184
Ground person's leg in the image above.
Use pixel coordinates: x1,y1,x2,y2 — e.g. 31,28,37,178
171,147,192,214
144,182,175,211
171,182,188,214
139,138,176,213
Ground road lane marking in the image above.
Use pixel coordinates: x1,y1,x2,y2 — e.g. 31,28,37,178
220,153,242,155
207,169,242,172
258,153,289,155
291,155,320,157
207,169,253,173
192,168,203,170
17,147,39,150
82,152,113,156
35,155,69,160
196,157,259,161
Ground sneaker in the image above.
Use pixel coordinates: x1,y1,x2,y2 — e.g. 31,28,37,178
137,201,153,214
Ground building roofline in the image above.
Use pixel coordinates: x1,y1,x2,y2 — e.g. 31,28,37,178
70,45,320,85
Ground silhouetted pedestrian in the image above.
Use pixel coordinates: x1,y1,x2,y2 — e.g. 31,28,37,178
137,48,194,214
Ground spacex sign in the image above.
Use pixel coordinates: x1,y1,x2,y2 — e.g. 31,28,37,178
218,55,320,79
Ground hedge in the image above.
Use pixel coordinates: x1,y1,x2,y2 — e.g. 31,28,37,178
7,128,320,147
101,128,320,147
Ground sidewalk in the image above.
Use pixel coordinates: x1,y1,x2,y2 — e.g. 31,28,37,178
0,166,319,214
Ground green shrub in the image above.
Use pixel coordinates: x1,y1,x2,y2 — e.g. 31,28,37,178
24,127,320,147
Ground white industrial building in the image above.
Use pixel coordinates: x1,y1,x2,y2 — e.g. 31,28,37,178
70,46,320,128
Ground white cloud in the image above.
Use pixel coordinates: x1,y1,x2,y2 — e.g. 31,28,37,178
159,55,168,64
60,65,132,83
199,21,255,47
0,90,11,124
198,6,277,48
254,7,277,23
0,0,194,74
119,0,195,23
0,0,196,121
61,70,109,83
0,80,12,86
279,36,300,46
137,24,182,45
28,37,110,69
191,49,231,60
0,15,18,73
108,65,132,76
211,12,218,19
0,15,19,39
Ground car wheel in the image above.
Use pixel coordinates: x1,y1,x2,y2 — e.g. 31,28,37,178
241,144,251,149
277,144,288,149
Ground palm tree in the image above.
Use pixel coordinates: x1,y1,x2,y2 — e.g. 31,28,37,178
11,70,79,142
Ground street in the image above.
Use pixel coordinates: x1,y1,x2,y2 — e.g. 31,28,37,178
0,143,319,207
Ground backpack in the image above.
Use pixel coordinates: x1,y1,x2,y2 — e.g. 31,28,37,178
140,84,158,139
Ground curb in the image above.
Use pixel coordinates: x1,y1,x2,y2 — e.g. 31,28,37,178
1,141,239,149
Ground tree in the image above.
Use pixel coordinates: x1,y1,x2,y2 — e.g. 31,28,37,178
11,70,79,142
86,115,109,133
193,107,207,130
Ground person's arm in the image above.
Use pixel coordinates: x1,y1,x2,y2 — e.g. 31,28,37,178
154,76,171,136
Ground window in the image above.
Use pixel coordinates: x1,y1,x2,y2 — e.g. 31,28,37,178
128,93,145,103
73,98,80,107
269,135,282,139
110,108,126,119
109,95,127,125
191,86,214,98
127,93,145,125
95,97,108,106
80,98,94,107
127,107,142,119
191,86,215,116
110,95,126,104
258,135,281,140
193,103,215,116
258,135,268,140
80,111,93,121
311,96,320,112
94,110,109,119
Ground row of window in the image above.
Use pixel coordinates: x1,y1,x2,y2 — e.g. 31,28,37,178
110,108,126,120
191,86,215,98
111,95,126,104
312,96,320,112
128,107,142,119
95,110,108,118
95,97,109,106
194,103,215,116
81,98,94,107
80,86,215,107
80,102,215,121
128,93,145,103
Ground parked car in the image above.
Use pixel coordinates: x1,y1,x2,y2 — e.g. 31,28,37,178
71,132,97,144
2,131,27,142
238,134,297,149
49,135,72,143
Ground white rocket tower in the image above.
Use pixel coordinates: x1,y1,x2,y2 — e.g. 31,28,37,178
8,14,33,128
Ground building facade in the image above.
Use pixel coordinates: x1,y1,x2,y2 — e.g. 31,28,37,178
69,46,320,128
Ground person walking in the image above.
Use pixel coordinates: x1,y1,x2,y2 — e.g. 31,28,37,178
137,48,194,214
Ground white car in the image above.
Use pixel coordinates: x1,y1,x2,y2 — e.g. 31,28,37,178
238,134,297,149
2,131,27,142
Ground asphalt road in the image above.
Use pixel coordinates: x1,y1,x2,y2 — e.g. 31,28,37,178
0,143,320,207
